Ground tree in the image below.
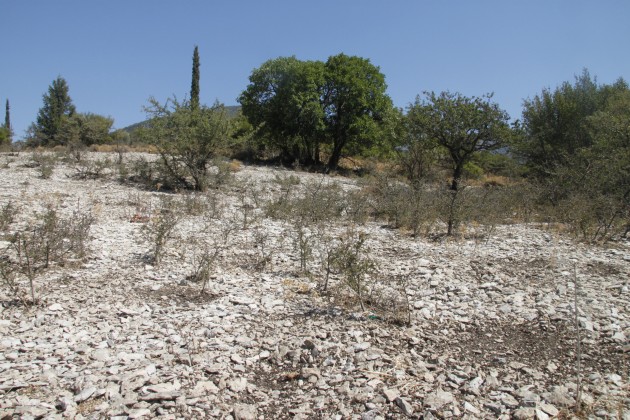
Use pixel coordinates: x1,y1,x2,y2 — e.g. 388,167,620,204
74,113,114,146
409,91,511,191
4,99,11,142
518,69,628,176
323,54,393,169
239,54,393,169
190,46,200,110
239,56,326,165
35,76,76,146
143,98,230,191
407,91,512,235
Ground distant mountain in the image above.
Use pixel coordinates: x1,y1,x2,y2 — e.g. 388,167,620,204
121,105,242,133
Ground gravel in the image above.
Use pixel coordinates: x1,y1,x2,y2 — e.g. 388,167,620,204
0,151,628,418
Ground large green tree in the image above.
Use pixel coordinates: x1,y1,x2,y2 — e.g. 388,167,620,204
0,99,10,146
239,56,326,165
323,54,393,169
190,46,200,110
35,76,76,146
239,53,393,169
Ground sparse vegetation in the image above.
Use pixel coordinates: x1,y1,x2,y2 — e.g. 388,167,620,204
1,204,93,304
142,196,181,265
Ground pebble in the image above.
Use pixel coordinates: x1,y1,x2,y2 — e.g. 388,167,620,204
0,154,627,418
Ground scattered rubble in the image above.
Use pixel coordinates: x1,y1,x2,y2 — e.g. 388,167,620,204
0,152,628,418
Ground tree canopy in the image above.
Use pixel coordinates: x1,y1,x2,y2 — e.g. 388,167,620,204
34,76,76,146
239,53,393,169
142,98,230,191
190,46,200,110
407,91,512,191
518,69,629,176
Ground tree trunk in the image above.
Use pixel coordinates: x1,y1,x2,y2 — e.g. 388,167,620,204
327,140,344,171
447,162,464,236
451,162,464,191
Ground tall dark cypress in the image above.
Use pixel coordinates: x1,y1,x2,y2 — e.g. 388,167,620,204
190,46,200,110
4,99,10,141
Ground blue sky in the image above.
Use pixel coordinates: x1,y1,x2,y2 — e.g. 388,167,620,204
1,1,629,139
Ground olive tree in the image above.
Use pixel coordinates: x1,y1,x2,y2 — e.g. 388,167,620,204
407,91,512,235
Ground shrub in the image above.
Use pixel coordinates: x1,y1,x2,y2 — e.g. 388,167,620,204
2,205,93,303
142,98,231,191
328,229,377,311
0,201,17,232
30,151,57,179
142,196,181,265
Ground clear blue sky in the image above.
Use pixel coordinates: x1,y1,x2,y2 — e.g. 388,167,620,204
1,1,629,139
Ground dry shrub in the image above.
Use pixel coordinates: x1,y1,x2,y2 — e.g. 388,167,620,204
70,156,114,180
29,151,57,179
325,228,377,311
1,205,93,304
0,201,17,231
365,174,441,237
142,196,181,265
555,192,629,243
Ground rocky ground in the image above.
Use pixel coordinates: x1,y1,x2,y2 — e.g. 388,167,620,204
0,152,628,419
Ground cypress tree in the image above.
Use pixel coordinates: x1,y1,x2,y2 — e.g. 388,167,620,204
4,99,10,141
190,46,200,110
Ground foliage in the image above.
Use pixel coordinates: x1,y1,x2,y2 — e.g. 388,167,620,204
518,69,628,176
407,91,512,191
406,91,512,235
239,56,326,165
33,76,76,146
548,89,630,241
142,97,230,191
3,99,12,143
323,54,394,169
190,46,200,111
1,205,93,304
0,127,10,147
517,70,630,241
239,54,394,169
75,113,114,145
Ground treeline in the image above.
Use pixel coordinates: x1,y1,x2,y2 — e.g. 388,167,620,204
6,51,630,241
